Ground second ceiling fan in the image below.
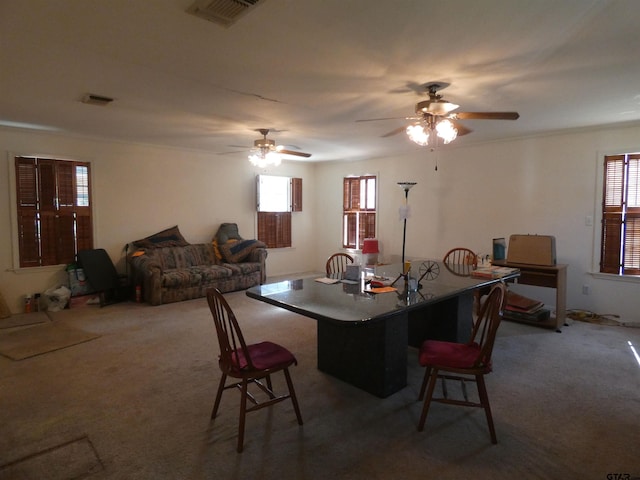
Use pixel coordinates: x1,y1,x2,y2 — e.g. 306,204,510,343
251,128,312,158
358,82,519,145
224,128,311,167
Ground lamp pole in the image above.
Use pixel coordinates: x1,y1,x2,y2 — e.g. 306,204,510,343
392,182,416,286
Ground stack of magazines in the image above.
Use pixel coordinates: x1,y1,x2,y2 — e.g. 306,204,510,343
503,291,550,322
470,265,519,279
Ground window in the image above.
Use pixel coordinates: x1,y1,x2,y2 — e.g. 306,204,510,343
343,175,376,249
600,153,640,275
15,156,93,267
256,175,301,248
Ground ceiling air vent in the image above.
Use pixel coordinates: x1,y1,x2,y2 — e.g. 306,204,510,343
186,0,264,27
81,93,114,106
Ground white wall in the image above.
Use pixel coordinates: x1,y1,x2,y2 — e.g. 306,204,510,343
2,123,640,323
314,124,640,324
0,128,317,313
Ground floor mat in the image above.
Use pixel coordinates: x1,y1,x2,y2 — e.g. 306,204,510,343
0,436,103,479
0,322,100,360
0,311,50,329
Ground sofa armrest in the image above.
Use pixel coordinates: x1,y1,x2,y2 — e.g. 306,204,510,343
245,247,268,284
129,253,163,305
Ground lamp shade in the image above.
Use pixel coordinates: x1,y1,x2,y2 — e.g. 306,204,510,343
362,238,379,254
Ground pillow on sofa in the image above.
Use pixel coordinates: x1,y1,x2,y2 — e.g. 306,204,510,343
215,223,243,245
220,239,266,263
133,225,189,248
212,239,223,261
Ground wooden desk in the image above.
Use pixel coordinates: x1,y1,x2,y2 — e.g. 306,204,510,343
493,260,568,332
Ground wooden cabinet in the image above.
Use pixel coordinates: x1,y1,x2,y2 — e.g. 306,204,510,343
493,260,568,332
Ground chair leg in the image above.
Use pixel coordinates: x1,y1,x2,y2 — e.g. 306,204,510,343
237,379,249,453
441,376,448,399
476,374,497,444
418,366,432,401
284,368,303,425
417,368,439,431
265,374,274,397
211,373,227,420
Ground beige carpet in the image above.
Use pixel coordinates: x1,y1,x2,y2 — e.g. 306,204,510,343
0,289,638,479
0,436,103,479
0,322,101,360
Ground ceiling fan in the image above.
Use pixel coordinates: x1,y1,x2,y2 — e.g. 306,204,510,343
358,82,519,145
250,128,312,158
220,128,311,167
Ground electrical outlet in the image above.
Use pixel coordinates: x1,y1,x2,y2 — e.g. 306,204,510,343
582,284,590,295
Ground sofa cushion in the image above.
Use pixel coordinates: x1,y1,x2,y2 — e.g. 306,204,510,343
220,239,266,263
133,225,189,248
223,262,262,276
162,265,232,288
175,244,217,268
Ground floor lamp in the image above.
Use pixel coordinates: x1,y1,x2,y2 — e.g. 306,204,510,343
392,181,416,286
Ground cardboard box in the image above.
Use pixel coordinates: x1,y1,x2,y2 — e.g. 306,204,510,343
507,234,556,266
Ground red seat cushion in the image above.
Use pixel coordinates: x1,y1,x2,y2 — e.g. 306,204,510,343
230,341,297,372
419,340,481,369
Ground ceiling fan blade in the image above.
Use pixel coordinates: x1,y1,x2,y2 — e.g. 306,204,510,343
455,112,520,120
381,125,408,137
217,150,245,155
450,120,473,136
356,116,409,122
277,149,312,158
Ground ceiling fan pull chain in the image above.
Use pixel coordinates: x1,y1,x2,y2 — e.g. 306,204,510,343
432,143,438,171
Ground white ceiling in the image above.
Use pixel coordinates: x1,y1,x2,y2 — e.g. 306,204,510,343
2,0,640,162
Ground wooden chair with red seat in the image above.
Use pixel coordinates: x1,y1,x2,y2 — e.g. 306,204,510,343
325,252,354,276
416,282,507,444
207,288,303,452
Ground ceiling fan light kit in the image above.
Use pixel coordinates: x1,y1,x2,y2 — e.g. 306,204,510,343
406,117,458,146
248,150,282,168
434,118,458,143
406,124,430,146
247,128,311,167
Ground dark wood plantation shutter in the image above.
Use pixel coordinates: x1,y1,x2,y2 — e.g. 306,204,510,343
15,156,93,267
626,215,640,275
343,177,360,248
600,154,640,275
292,177,302,212
16,158,40,267
257,212,291,248
256,175,298,248
360,212,376,241
623,155,640,274
343,176,376,249
601,155,624,273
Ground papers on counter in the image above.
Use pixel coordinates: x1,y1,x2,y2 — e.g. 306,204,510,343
315,277,340,284
365,286,397,294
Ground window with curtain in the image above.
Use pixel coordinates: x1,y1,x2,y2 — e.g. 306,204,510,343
343,175,376,249
256,175,301,248
600,153,640,275
15,156,93,268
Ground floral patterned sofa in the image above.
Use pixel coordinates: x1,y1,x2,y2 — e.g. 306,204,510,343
129,225,267,306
